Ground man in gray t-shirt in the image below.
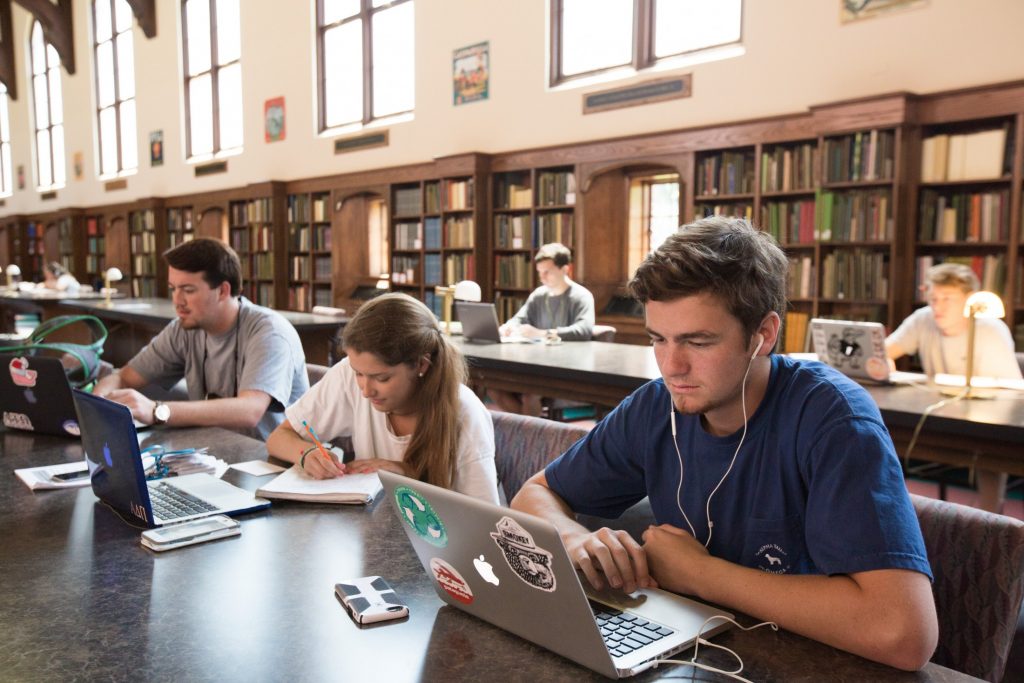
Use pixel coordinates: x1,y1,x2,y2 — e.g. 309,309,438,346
94,239,308,440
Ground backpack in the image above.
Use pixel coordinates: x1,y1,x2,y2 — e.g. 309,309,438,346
0,314,108,389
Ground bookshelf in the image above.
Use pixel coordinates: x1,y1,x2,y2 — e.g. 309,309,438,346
167,206,195,249
491,166,577,321
694,147,755,221
57,215,78,277
18,221,45,282
128,208,159,297
286,191,332,312
390,172,484,318
85,215,105,289
230,197,277,308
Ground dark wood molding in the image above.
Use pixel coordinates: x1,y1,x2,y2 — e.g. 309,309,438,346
0,0,16,99
15,0,74,74
124,0,156,38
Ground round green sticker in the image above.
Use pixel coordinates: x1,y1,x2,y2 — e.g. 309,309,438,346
394,486,447,547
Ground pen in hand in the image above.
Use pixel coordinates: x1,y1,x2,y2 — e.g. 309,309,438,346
301,420,345,476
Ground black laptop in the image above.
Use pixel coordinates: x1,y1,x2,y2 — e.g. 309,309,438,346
0,354,84,437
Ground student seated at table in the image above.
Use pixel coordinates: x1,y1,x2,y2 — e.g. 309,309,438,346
512,217,938,671
41,262,80,293
886,262,1021,380
267,292,500,504
94,238,309,439
491,242,595,415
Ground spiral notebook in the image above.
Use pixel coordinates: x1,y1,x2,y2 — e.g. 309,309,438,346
255,465,383,504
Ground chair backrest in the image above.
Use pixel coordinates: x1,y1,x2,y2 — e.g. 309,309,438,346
491,411,588,501
910,493,1024,681
1016,352,1024,376
306,363,330,386
592,324,616,343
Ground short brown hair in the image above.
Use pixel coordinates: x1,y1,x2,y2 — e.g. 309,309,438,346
164,238,242,296
628,216,787,341
926,263,978,295
534,242,572,268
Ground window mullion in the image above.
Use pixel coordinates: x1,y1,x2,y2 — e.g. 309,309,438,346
362,2,373,124
209,0,220,153
181,1,193,158
635,0,653,69
550,0,564,85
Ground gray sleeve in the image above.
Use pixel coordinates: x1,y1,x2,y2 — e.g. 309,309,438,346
126,322,187,389
886,307,924,356
556,286,595,341
509,289,542,326
238,329,303,413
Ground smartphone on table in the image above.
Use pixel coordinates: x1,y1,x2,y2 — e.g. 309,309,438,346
140,515,240,552
335,576,409,625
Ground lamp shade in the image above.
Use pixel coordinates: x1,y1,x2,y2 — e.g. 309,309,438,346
105,267,124,283
453,280,481,302
964,291,1004,319
5,264,21,277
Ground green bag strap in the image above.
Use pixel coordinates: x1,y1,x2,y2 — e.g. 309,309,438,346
28,314,108,354
0,315,108,389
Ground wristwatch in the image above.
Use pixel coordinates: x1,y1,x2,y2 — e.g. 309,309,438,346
153,402,171,425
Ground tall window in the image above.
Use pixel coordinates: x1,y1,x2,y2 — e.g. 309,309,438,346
93,0,138,176
552,0,742,85
317,0,414,131
29,21,65,189
0,82,11,196
181,0,242,159
627,174,679,275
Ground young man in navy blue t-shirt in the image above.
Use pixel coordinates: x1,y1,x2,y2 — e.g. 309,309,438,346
511,217,938,671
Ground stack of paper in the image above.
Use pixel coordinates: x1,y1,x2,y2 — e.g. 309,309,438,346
143,449,229,479
15,461,90,491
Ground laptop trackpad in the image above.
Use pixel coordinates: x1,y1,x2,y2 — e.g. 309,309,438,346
585,580,733,633
169,473,257,505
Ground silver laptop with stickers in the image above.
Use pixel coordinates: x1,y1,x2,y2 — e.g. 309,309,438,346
809,318,922,384
379,470,733,679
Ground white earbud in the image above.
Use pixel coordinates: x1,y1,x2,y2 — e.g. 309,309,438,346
751,334,764,360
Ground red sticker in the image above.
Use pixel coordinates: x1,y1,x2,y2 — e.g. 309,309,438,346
9,357,37,388
429,557,473,604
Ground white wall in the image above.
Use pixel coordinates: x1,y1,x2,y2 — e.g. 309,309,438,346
3,0,1023,215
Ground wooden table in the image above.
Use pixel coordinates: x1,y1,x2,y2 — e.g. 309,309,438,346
58,297,347,366
0,427,975,681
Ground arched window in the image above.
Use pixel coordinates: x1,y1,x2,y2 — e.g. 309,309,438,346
317,0,414,132
181,0,242,159
93,0,138,176
29,21,65,189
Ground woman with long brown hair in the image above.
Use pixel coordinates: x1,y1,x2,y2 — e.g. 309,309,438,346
267,292,499,502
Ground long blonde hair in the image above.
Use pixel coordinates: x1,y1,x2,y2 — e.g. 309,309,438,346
342,293,466,488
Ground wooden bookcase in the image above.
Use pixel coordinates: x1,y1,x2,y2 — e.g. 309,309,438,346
229,184,285,309
286,191,332,312
128,207,159,297
84,214,105,289
491,166,577,321
166,206,195,249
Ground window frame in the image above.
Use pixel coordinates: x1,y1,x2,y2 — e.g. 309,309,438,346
29,21,65,190
92,0,137,176
0,82,11,196
627,172,679,276
549,0,743,86
180,0,241,159
315,0,414,132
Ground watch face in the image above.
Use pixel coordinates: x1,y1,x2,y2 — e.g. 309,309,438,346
155,403,171,422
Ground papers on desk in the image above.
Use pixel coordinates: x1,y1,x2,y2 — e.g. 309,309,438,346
15,461,90,491
256,465,383,504
934,373,1024,392
230,460,286,476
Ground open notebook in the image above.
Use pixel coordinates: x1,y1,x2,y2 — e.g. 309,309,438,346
255,465,383,504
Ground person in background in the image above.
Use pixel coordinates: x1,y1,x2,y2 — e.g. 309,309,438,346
512,217,937,671
886,262,1021,379
42,262,81,293
492,242,595,415
267,292,500,504
94,238,308,439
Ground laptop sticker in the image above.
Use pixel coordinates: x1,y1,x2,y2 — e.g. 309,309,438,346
429,557,474,604
395,486,448,547
62,420,81,436
491,516,556,592
3,411,34,431
9,357,38,387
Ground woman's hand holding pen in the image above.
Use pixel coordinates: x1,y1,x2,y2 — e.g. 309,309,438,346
299,445,346,479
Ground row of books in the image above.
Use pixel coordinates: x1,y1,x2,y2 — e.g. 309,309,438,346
423,253,442,286
782,310,810,354
231,198,274,225
761,143,817,193
167,208,194,232
445,180,474,211
495,214,531,249
130,210,156,232
494,254,532,289
536,213,574,248
289,225,333,251
762,200,816,245
444,253,476,283
251,253,275,279
444,217,475,249
87,236,105,256
816,190,892,242
819,249,889,301
85,253,105,274
252,282,274,309
131,278,158,298
131,254,157,276
494,176,533,209
696,151,755,196
287,285,333,312
914,255,1006,301
536,171,576,206
424,291,443,318
288,193,330,223
394,186,422,216
917,189,1010,242
391,255,419,284
130,231,157,254
168,231,194,249
696,203,753,220
496,294,527,322
290,255,331,282
787,255,814,299
920,127,1010,182
823,129,895,183
231,225,273,252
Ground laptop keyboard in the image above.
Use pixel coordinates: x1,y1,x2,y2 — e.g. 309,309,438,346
149,481,218,521
591,602,675,658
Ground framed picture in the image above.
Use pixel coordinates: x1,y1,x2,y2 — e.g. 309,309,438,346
453,42,489,106
73,152,83,180
265,97,286,142
149,131,163,167
841,0,927,23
